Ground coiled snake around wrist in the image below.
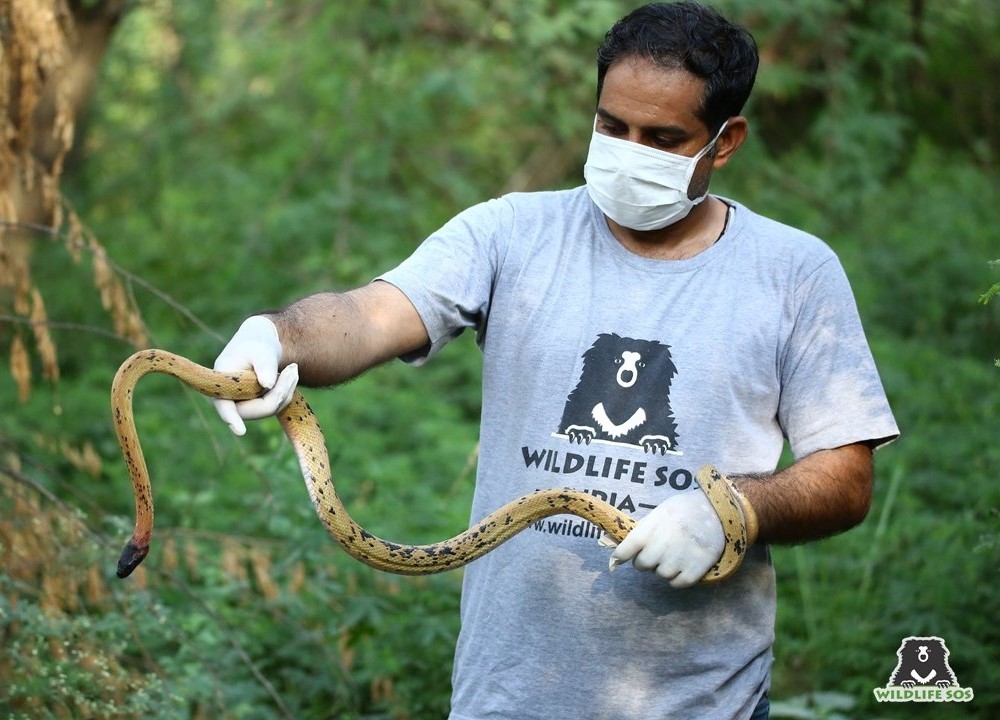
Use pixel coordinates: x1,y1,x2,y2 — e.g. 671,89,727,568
112,350,748,582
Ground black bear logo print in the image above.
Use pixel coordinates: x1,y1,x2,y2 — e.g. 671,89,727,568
888,637,959,688
558,333,679,454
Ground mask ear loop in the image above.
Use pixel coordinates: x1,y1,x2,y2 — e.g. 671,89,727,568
697,119,730,161
681,120,731,203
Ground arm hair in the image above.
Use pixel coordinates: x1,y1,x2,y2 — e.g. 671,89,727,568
733,442,875,545
263,280,430,388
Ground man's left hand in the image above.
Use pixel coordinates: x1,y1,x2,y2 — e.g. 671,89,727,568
609,491,725,588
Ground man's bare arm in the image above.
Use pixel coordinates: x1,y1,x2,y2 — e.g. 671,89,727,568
733,442,874,545
264,280,430,387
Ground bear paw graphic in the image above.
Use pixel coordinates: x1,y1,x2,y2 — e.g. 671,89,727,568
639,434,673,455
565,425,596,445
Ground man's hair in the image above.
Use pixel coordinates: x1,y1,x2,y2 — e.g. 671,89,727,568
596,2,759,133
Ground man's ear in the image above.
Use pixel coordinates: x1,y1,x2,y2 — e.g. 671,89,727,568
712,116,748,169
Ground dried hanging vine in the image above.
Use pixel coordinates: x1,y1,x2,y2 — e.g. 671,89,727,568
0,0,145,401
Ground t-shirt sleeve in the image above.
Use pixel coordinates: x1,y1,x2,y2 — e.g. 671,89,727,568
376,197,512,364
778,256,899,458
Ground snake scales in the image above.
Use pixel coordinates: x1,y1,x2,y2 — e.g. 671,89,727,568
112,349,748,582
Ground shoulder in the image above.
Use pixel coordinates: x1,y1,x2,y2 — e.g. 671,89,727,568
728,200,836,263
493,185,592,221
724,199,845,289
446,186,588,230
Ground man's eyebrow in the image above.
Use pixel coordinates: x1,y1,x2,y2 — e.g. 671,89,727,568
595,107,690,137
595,108,626,125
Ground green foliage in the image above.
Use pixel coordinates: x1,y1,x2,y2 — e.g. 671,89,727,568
3,0,999,718
982,259,1000,367
772,336,1000,716
0,575,182,718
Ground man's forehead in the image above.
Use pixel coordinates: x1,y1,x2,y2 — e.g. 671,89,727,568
599,57,706,127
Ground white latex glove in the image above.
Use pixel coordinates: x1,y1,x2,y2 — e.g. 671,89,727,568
212,315,299,436
608,490,725,588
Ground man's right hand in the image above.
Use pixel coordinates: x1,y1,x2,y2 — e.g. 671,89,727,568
213,315,299,436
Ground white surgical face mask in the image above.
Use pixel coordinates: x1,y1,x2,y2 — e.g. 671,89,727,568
584,119,728,231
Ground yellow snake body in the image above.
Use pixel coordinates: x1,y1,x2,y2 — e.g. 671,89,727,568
112,349,747,582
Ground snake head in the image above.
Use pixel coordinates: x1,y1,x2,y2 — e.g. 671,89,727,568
117,538,150,578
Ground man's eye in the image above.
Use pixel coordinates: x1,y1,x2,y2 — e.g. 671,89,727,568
654,137,681,150
601,123,627,136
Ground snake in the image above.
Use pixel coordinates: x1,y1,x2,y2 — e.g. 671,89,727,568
112,349,749,582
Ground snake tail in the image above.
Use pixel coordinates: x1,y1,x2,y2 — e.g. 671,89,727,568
116,539,149,578
112,350,264,579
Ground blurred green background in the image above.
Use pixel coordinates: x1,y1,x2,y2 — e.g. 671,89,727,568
1,1,997,718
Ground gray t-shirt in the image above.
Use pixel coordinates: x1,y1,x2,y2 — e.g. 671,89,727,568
378,186,899,720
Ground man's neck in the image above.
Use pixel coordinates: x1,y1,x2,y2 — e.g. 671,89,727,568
606,197,729,261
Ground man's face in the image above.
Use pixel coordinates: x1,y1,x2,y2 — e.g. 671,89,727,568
596,56,717,200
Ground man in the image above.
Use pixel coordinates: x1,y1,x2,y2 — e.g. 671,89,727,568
213,3,898,718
